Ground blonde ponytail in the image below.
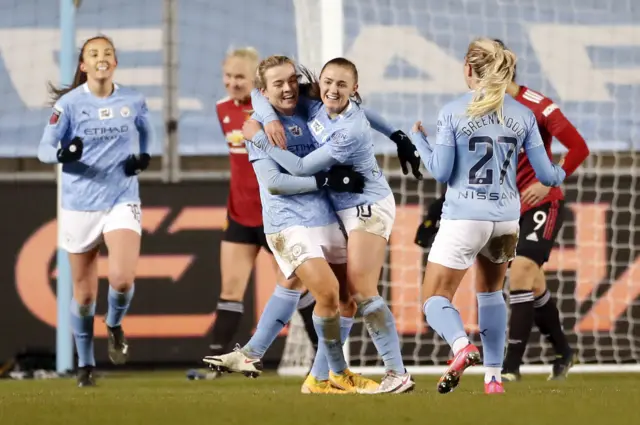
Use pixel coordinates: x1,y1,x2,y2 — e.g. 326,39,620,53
465,38,517,123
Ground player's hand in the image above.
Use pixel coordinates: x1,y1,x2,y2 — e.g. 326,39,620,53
390,130,422,180
520,182,551,206
414,194,445,248
124,153,151,176
264,120,287,149
57,137,83,163
412,121,426,136
242,119,263,141
314,165,365,194
415,220,439,248
409,121,430,147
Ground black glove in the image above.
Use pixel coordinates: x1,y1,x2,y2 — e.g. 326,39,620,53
57,137,83,163
390,130,422,180
414,194,445,248
315,164,365,194
124,153,151,176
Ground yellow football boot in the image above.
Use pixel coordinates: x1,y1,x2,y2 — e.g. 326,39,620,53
301,375,349,394
329,369,379,394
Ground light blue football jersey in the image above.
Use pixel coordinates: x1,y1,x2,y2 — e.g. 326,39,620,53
415,92,565,222
303,99,393,212
248,111,338,234
37,83,154,211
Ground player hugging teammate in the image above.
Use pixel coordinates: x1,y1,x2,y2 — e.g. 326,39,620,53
414,39,589,384
207,48,320,375
205,54,422,394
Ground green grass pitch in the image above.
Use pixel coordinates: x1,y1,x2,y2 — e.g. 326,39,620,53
1,372,637,425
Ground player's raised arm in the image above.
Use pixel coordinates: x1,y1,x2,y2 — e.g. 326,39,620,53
250,88,279,124
363,108,422,179
250,86,286,148
409,117,455,183
523,112,566,187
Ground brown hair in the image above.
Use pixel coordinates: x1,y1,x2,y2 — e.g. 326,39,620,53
48,35,116,104
320,57,362,104
254,55,296,90
465,38,516,123
254,55,320,99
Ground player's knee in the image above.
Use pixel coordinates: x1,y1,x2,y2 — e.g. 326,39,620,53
339,286,352,305
280,277,304,291
311,282,339,312
219,274,248,301
509,256,539,290
73,288,96,306
421,263,461,303
339,297,357,318
108,269,135,292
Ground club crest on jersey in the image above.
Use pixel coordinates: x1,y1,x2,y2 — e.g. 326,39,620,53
310,119,324,135
288,124,302,137
223,115,230,124
99,108,113,120
49,107,62,126
120,106,131,118
329,131,347,144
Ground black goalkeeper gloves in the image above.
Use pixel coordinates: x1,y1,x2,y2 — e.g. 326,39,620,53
390,130,422,180
414,194,445,248
315,164,365,194
124,153,151,176
57,137,83,163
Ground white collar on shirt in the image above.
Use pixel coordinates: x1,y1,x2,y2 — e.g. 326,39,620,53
330,100,354,120
82,82,119,94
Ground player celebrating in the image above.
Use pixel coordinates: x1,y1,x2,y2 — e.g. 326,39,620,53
409,38,566,394
206,55,372,394
249,57,421,394
210,48,318,370
206,56,407,394
414,39,588,382
37,35,153,387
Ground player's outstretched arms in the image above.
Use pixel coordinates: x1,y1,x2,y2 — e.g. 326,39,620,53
362,108,422,180
249,129,338,176
409,121,454,183
253,157,318,195
525,145,566,187
253,157,364,195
